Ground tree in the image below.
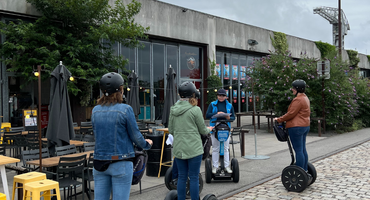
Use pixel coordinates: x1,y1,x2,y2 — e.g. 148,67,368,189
0,0,149,106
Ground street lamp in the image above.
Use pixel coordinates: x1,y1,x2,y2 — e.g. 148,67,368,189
33,65,43,171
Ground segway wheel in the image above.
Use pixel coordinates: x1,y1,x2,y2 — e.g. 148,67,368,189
164,190,178,200
231,158,239,183
164,167,176,190
307,162,317,186
281,165,308,192
185,173,203,199
205,158,212,183
203,193,218,200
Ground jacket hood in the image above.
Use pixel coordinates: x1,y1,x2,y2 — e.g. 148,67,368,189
170,100,194,117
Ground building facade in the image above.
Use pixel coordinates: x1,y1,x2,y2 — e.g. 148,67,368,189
1,0,369,124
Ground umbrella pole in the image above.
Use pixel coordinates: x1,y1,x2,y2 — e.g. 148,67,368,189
37,65,43,171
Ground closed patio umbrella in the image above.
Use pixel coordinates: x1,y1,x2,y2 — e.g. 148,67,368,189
162,66,179,127
126,70,141,117
46,61,75,156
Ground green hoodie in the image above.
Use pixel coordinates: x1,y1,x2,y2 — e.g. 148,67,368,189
168,100,210,159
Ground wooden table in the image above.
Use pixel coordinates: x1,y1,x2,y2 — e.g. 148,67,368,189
26,151,93,168
0,155,20,200
155,128,171,178
236,111,275,129
41,139,87,147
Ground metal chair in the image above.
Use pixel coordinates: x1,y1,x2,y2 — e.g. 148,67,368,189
82,134,95,142
10,127,25,132
46,154,87,200
55,144,77,156
82,142,95,152
76,153,94,198
0,143,6,155
21,148,50,172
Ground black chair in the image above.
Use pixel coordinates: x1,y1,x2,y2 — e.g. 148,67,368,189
82,142,95,152
21,148,50,172
47,154,87,200
73,122,78,127
10,127,25,132
229,127,241,144
55,144,77,156
76,153,94,198
82,134,95,142
0,144,6,155
2,131,22,157
26,131,39,149
73,133,83,141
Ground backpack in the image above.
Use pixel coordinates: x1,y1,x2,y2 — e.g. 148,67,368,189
132,151,148,185
201,134,212,160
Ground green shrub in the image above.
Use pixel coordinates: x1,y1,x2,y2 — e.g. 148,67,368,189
314,41,336,59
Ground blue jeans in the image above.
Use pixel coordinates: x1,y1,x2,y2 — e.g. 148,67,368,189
288,126,310,171
93,161,133,200
175,155,202,200
172,158,178,179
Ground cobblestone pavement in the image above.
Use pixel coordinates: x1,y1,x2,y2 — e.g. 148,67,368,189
225,141,370,200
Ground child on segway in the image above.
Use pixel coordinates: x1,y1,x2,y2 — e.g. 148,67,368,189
206,89,236,174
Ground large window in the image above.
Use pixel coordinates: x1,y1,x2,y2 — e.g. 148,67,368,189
153,44,165,120
180,45,202,79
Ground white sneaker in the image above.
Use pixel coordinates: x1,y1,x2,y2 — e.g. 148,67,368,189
212,167,217,174
225,167,233,173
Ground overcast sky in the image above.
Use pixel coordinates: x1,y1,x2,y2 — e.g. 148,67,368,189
158,0,370,55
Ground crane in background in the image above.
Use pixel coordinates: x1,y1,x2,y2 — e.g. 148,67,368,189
313,6,350,50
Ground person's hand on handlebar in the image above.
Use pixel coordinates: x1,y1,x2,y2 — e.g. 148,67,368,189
145,139,153,146
274,118,278,121
207,126,214,131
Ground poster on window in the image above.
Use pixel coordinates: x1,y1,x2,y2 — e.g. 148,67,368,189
223,65,229,79
240,66,246,80
232,65,238,80
233,90,237,98
241,91,245,98
215,64,221,78
225,90,229,98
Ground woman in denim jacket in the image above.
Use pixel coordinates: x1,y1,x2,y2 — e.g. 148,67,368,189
92,72,153,200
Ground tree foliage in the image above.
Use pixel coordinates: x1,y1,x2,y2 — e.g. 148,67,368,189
246,49,370,132
0,0,149,106
346,50,360,68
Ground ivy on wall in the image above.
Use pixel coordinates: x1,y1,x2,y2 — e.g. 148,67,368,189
270,32,288,54
347,50,360,68
314,41,336,58
367,55,370,62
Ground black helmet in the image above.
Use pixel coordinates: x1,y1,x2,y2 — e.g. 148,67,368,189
100,72,124,96
292,79,306,93
178,81,200,98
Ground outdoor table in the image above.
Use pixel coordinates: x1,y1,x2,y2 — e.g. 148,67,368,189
155,128,171,178
236,111,274,129
0,155,20,200
41,138,87,147
26,151,93,168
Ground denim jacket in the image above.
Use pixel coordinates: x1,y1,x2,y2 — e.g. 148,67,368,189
92,103,151,160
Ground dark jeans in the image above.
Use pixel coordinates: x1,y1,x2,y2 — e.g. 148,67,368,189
172,158,178,179
175,155,202,200
288,126,310,171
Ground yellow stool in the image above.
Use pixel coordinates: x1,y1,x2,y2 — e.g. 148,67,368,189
1,122,11,132
23,179,61,200
12,172,47,200
0,193,6,200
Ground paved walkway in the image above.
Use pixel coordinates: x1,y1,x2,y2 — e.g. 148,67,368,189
225,140,370,200
1,115,370,200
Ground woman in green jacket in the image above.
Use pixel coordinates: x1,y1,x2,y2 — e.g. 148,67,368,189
168,81,212,200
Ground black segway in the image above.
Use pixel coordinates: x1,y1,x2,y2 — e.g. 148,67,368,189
164,166,203,199
164,190,218,200
205,120,239,183
273,121,317,192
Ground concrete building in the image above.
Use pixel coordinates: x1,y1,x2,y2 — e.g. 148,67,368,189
0,0,369,125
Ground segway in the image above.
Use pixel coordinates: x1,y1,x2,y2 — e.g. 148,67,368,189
205,120,239,183
273,121,317,192
164,166,203,199
164,190,218,200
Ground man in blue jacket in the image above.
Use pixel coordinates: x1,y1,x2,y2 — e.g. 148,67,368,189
206,89,235,174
